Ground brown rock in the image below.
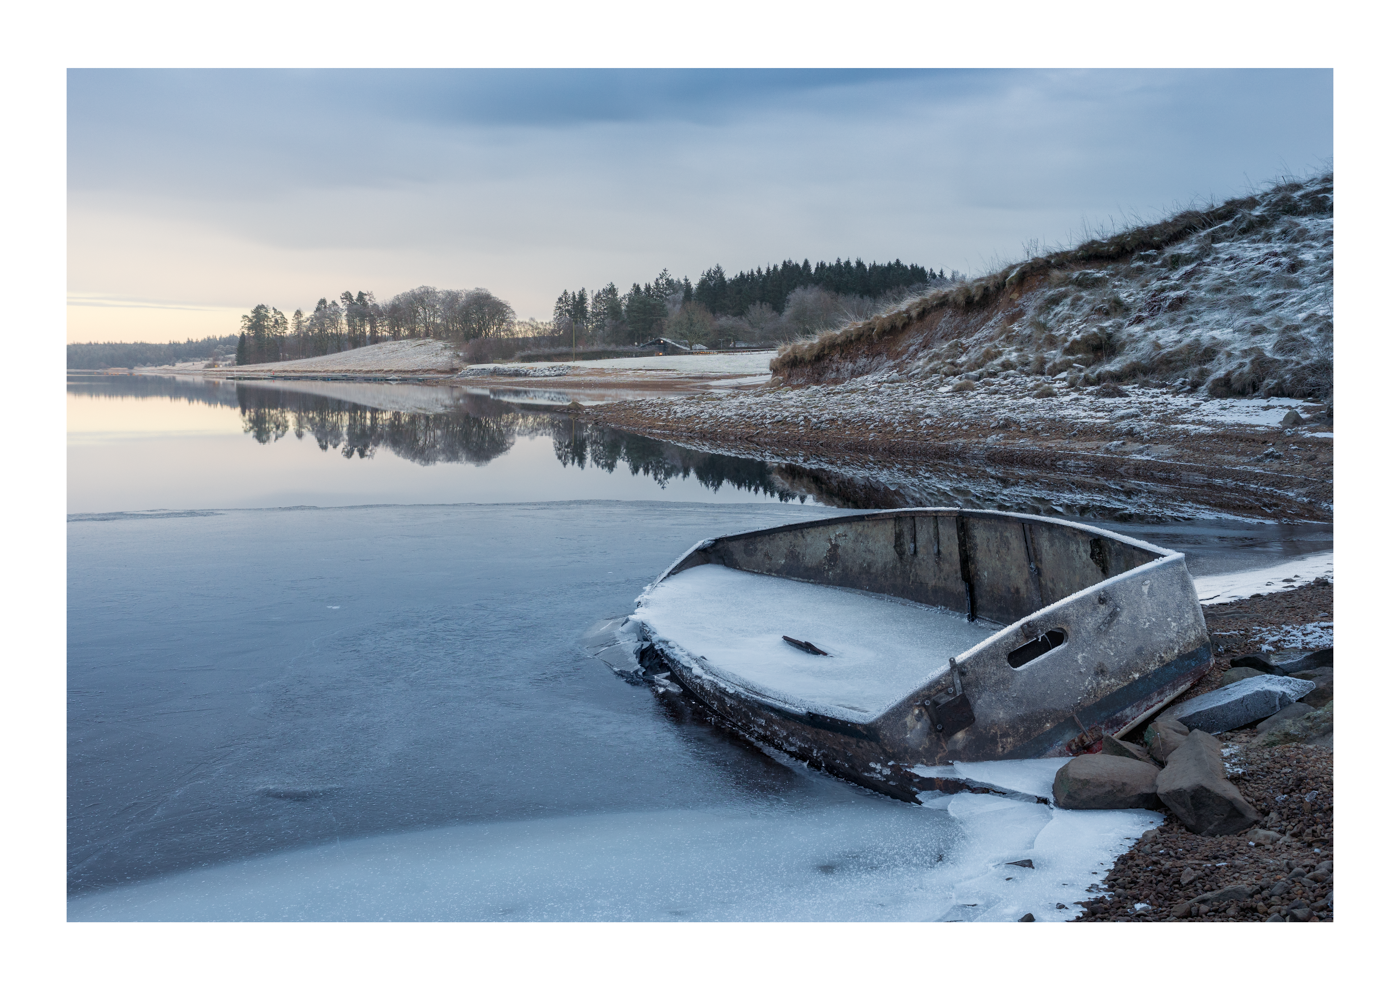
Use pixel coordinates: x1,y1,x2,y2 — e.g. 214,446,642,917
1291,668,1333,707
1101,736,1158,765
1145,717,1191,763
1053,754,1162,810
1156,730,1259,835
1190,885,1253,906
1255,702,1315,733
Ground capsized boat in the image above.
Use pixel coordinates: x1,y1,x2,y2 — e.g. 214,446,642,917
598,508,1212,802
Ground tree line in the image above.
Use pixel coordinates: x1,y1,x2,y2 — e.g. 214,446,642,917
67,335,240,370
236,286,519,365
552,258,956,349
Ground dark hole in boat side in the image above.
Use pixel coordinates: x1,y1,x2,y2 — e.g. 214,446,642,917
1089,537,1110,577
1007,628,1067,669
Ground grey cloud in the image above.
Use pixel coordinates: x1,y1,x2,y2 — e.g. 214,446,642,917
67,69,1332,321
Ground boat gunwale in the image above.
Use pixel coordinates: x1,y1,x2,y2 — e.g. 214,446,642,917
643,506,1181,594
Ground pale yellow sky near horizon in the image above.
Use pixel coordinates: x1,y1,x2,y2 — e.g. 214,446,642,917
67,297,249,344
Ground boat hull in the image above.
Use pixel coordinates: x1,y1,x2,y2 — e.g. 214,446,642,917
632,508,1212,801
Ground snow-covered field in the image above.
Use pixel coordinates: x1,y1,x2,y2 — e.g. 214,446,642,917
199,340,776,378
229,338,461,373
560,350,776,373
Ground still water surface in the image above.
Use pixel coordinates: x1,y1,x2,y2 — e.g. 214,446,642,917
67,373,797,513
67,374,1329,920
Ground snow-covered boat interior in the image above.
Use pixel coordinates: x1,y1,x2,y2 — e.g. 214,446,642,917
636,563,1000,716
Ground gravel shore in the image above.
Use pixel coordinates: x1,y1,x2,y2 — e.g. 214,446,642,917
1075,580,1334,922
1072,743,1333,922
584,376,1332,522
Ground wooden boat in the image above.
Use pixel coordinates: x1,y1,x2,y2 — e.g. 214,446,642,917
611,508,1212,802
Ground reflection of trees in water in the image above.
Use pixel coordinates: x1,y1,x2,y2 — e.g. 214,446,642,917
221,384,803,499
235,387,548,466
66,374,241,407
551,419,802,501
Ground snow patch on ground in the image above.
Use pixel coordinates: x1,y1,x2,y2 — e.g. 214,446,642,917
231,338,461,373
549,351,776,373
1192,551,1333,603
1255,621,1334,653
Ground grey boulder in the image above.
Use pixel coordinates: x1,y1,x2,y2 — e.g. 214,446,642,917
1160,675,1315,733
1155,730,1259,835
1303,647,1332,667
1052,754,1161,810
1267,649,1327,674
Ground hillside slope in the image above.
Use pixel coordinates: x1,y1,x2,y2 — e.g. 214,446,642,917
772,174,1332,400
222,338,462,374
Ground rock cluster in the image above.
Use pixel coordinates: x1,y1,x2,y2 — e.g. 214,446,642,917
1055,719,1258,835
1064,635,1333,922
1054,651,1334,836
1072,742,1332,923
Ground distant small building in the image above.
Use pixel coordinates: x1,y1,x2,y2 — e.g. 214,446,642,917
640,337,693,354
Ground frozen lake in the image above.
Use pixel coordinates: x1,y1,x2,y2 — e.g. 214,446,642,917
67,503,1159,921
66,374,1329,921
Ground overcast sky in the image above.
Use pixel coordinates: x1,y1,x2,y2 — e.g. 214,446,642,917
67,68,1332,342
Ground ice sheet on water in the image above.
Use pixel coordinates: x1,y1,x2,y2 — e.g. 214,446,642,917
634,564,997,717
951,757,1072,800
68,501,1160,921
68,794,1159,922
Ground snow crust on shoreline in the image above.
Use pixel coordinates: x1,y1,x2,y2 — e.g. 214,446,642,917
1193,551,1333,603
558,351,776,373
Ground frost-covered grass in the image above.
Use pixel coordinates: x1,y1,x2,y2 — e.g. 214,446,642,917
611,372,1329,444
776,173,1333,401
